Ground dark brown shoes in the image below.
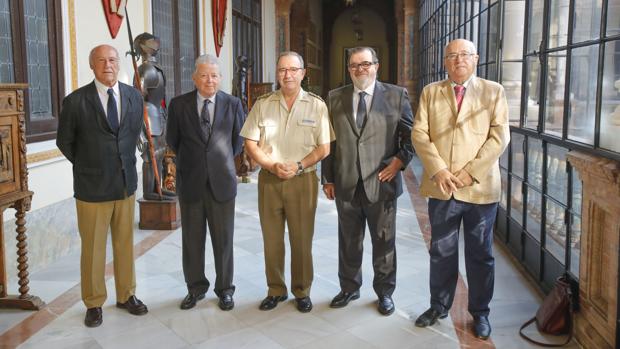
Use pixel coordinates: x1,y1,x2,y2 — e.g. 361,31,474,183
180,293,206,310
116,295,148,315
84,307,102,327
259,295,288,310
330,290,360,308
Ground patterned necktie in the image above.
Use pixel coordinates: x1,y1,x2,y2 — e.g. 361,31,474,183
106,88,119,134
356,91,367,129
200,99,212,137
454,85,466,112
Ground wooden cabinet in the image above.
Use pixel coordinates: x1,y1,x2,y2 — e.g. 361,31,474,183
0,83,43,310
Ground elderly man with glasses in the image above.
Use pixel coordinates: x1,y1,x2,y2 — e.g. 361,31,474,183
321,46,414,316
241,51,334,313
412,38,510,340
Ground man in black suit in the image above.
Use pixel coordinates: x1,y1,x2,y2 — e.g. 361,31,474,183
322,46,414,315
57,44,148,328
166,54,244,311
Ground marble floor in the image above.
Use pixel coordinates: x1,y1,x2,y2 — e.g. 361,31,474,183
0,158,578,349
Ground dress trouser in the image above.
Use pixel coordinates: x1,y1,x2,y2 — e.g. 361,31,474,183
258,169,318,299
428,197,497,317
179,182,235,297
335,180,397,296
76,195,136,309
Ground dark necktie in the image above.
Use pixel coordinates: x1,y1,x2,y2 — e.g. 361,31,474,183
200,99,212,137
454,85,466,112
356,91,367,129
107,88,119,134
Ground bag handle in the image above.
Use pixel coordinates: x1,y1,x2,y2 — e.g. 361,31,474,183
519,316,573,347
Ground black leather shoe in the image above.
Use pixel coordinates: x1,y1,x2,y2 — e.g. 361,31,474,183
218,294,234,311
84,307,102,327
415,308,449,327
473,315,491,340
259,295,288,310
377,295,395,315
296,297,313,313
330,290,360,308
116,295,148,315
180,293,206,310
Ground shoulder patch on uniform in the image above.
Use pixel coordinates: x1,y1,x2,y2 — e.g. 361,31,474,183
307,91,325,103
256,91,275,101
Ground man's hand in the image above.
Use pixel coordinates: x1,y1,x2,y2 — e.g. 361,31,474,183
432,168,464,196
323,183,335,200
453,169,474,188
378,158,403,182
270,162,295,179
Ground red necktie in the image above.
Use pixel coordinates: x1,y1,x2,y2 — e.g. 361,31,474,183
454,85,465,112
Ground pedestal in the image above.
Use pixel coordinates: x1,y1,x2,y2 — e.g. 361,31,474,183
567,151,620,349
138,197,181,230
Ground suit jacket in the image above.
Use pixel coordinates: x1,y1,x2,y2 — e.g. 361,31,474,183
166,90,244,203
56,81,143,202
322,81,414,203
412,77,510,204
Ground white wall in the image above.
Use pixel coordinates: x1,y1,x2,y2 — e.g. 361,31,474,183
262,0,276,84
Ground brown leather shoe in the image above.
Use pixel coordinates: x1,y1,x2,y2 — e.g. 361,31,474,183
116,295,148,315
84,307,102,327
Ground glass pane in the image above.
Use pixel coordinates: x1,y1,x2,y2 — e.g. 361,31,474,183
488,3,499,62
600,40,620,152
501,62,522,125
153,0,175,104
0,0,14,83
243,0,252,16
546,199,567,261
478,10,488,64
527,0,544,53
511,132,525,178
548,0,569,48
510,177,524,225
527,138,543,189
525,56,541,129
573,0,601,43
501,168,508,209
487,62,497,80
569,214,581,278
571,167,582,213
568,45,598,145
546,144,568,205
607,0,620,37
24,0,53,121
526,186,542,241
232,0,241,11
178,0,196,94
544,51,567,137
503,1,525,60
471,13,479,51
480,0,489,11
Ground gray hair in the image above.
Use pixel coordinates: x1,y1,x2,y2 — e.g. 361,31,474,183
89,45,119,66
194,54,221,74
445,39,477,53
277,51,305,68
347,47,379,64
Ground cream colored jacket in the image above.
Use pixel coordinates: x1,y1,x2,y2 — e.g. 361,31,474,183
412,77,510,204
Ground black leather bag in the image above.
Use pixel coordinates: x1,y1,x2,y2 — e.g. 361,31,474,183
519,275,574,347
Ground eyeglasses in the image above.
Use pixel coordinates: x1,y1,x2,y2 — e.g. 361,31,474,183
348,61,376,70
444,52,476,61
277,67,303,75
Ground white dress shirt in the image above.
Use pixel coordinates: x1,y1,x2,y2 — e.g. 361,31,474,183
94,79,121,123
352,80,376,118
196,92,216,124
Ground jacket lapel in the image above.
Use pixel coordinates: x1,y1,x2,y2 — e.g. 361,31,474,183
119,83,132,129
85,82,114,133
456,77,479,122
363,81,386,137
187,90,208,144
213,91,229,131
341,85,359,137
439,80,458,116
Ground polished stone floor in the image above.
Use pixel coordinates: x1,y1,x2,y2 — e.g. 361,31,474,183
0,158,578,348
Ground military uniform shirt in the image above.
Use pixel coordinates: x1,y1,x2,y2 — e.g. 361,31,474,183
240,89,335,171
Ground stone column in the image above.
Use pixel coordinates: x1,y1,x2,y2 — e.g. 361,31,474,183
275,0,295,54
567,151,620,349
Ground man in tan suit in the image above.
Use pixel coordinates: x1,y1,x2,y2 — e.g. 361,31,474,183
412,39,510,340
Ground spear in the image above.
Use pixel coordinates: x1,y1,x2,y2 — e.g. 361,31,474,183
124,6,162,198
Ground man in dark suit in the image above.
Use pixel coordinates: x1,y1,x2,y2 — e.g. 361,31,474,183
322,46,414,315
166,54,244,311
57,44,148,328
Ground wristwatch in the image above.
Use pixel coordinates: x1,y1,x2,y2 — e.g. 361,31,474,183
296,161,304,176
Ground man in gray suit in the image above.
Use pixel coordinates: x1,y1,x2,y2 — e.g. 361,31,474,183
166,54,245,311
322,46,414,315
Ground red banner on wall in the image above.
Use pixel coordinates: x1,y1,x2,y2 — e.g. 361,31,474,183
212,0,227,57
102,0,126,39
